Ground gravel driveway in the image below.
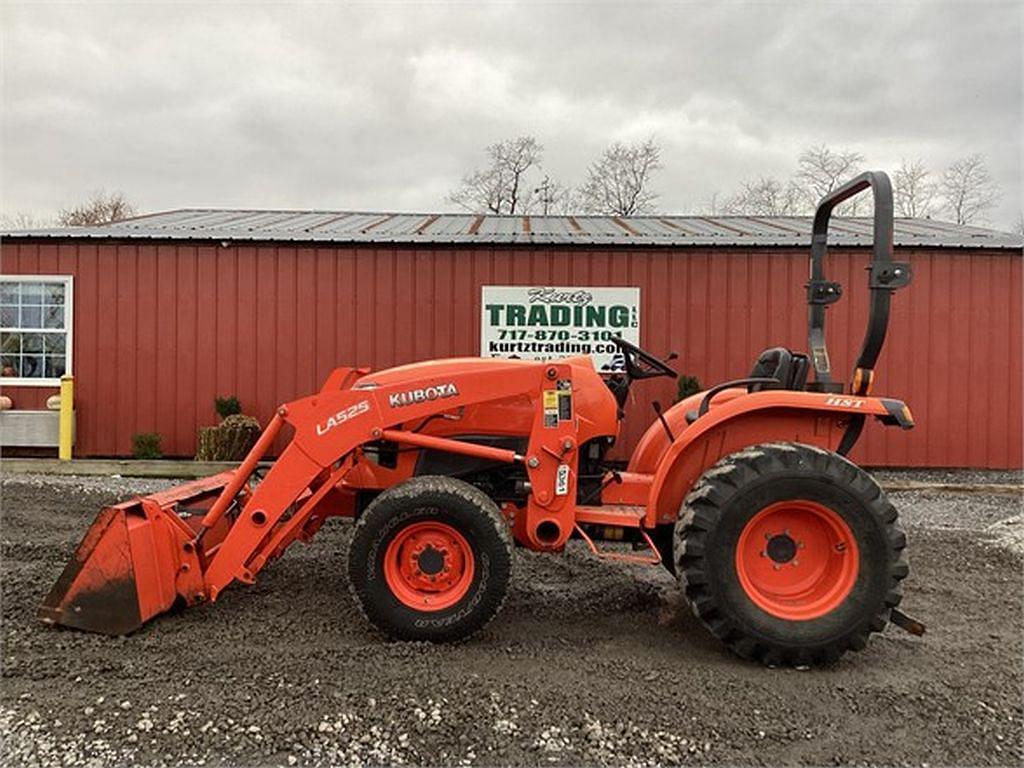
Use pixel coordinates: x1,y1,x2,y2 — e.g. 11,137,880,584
1,472,1021,766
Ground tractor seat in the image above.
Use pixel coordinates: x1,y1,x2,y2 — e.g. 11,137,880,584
685,347,810,424
748,347,809,391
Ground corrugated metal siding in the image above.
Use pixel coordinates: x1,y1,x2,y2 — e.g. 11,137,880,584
1,240,1020,468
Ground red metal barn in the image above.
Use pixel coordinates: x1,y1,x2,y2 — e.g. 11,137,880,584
1,211,1021,468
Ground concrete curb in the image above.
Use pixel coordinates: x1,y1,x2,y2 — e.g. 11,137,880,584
1,457,1021,495
0,458,269,479
879,480,1021,496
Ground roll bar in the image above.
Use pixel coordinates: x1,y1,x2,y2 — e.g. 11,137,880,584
806,171,912,395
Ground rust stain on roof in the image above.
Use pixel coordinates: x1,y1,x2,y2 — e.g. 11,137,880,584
360,214,397,234
747,217,803,234
416,214,441,234
612,217,639,235
658,218,698,235
305,212,356,232
695,217,749,235
184,210,266,229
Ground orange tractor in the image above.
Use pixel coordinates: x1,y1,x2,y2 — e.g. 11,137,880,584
41,172,923,665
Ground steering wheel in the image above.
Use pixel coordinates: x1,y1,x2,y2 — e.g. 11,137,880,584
610,336,678,380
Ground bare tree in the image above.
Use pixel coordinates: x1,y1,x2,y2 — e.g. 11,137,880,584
0,211,53,229
58,190,136,226
938,154,1001,225
718,144,865,218
795,144,864,199
723,176,808,216
793,143,874,214
577,138,661,216
893,159,937,218
448,136,543,215
532,175,575,215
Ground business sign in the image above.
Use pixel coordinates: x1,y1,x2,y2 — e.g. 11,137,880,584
481,285,640,369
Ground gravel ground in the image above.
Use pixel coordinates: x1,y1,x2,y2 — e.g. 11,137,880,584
1,471,1022,767
871,468,1023,487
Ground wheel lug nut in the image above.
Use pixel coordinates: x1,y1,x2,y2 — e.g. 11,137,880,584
792,559,799,567
773,564,782,571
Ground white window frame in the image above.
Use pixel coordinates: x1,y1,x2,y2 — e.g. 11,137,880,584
0,274,74,387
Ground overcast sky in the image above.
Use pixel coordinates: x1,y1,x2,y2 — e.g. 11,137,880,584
1,1,1020,228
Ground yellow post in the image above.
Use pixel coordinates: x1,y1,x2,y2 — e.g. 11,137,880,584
58,375,74,461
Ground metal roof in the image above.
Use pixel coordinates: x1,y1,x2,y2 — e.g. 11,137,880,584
3,209,1021,250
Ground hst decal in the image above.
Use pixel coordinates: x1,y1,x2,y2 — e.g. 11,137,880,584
824,397,865,408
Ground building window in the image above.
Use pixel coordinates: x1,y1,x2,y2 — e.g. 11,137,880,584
0,276,73,386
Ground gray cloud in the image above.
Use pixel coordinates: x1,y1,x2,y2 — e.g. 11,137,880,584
2,0,1020,227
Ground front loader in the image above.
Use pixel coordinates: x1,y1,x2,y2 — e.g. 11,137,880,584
40,172,923,665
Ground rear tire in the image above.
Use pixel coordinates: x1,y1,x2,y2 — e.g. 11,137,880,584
674,442,908,665
348,476,513,642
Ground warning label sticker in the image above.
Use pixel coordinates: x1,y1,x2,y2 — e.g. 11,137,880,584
543,389,559,428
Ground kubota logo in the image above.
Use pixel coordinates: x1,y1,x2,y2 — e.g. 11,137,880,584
316,400,370,436
388,383,459,408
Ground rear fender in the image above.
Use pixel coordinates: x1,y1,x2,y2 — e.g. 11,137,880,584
644,391,912,527
628,390,746,473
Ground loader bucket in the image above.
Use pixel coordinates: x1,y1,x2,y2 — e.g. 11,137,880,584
38,506,151,634
38,472,237,635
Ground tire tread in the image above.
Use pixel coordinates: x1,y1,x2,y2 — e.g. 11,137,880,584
674,442,909,666
348,475,513,642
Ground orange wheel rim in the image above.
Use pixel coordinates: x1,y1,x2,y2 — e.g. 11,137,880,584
383,521,475,612
735,500,859,620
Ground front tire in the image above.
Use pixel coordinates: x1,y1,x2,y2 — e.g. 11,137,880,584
348,476,513,642
674,442,908,665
